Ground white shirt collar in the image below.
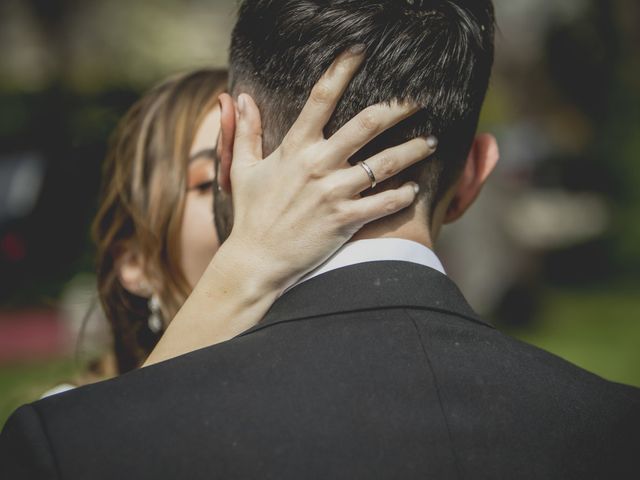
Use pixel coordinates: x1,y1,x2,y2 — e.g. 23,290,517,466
287,238,446,293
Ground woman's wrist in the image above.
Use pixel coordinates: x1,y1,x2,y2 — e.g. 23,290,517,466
211,233,298,299
142,238,285,367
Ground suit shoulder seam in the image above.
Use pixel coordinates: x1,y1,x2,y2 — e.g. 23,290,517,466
30,403,63,480
405,309,463,480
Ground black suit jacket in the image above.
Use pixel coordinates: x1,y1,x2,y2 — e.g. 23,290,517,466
1,262,639,479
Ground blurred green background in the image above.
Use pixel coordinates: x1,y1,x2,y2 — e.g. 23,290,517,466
1,0,639,427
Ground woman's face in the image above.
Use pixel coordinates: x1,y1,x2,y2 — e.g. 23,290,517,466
180,106,222,288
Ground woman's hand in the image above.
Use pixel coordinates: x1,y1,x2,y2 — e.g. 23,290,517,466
143,48,436,367
217,47,437,294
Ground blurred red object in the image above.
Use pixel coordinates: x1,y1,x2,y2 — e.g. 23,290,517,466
0,310,72,363
0,232,27,262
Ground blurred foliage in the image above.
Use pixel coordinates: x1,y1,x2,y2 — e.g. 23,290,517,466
503,284,640,388
0,359,79,428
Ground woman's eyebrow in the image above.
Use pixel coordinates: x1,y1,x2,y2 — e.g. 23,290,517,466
189,148,218,163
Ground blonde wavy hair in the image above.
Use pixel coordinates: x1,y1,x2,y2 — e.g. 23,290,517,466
93,69,227,374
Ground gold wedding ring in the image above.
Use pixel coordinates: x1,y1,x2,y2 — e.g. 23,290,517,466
359,160,377,189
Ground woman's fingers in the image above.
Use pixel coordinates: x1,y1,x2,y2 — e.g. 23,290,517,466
217,93,236,193
286,46,366,142
334,136,438,195
233,93,264,165
325,101,421,164
344,182,419,226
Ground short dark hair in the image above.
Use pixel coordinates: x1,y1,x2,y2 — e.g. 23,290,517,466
230,0,495,210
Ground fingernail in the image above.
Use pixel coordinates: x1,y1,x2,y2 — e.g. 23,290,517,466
426,135,438,149
237,94,246,115
411,182,420,195
348,44,366,55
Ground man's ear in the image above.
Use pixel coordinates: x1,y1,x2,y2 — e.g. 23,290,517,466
217,93,237,193
116,249,153,298
444,133,499,224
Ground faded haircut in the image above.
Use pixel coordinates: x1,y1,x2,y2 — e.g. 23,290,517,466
230,0,495,210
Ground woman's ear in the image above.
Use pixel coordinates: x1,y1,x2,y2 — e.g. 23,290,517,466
116,249,153,298
217,93,237,193
444,133,500,224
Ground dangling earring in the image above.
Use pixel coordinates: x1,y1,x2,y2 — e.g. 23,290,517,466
147,294,165,334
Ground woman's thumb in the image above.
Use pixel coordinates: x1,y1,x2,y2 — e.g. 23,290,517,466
233,93,264,164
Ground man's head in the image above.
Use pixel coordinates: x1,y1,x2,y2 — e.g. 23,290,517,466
225,0,499,240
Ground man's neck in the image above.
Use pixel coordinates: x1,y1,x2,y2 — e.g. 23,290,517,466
349,206,434,249
284,205,440,294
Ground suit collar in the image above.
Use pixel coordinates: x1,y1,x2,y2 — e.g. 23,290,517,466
241,261,493,337
287,238,446,292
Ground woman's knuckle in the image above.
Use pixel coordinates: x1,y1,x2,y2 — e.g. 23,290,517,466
334,203,353,224
377,155,396,178
321,181,339,200
311,82,333,105
358,108,379,132
384,197,401,214
303,157,323,179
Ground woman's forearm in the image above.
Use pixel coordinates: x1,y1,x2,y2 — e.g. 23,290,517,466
142,240,284,367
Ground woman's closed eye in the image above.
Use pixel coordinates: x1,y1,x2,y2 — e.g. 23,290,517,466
187,155,216,193
191,180,215,193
